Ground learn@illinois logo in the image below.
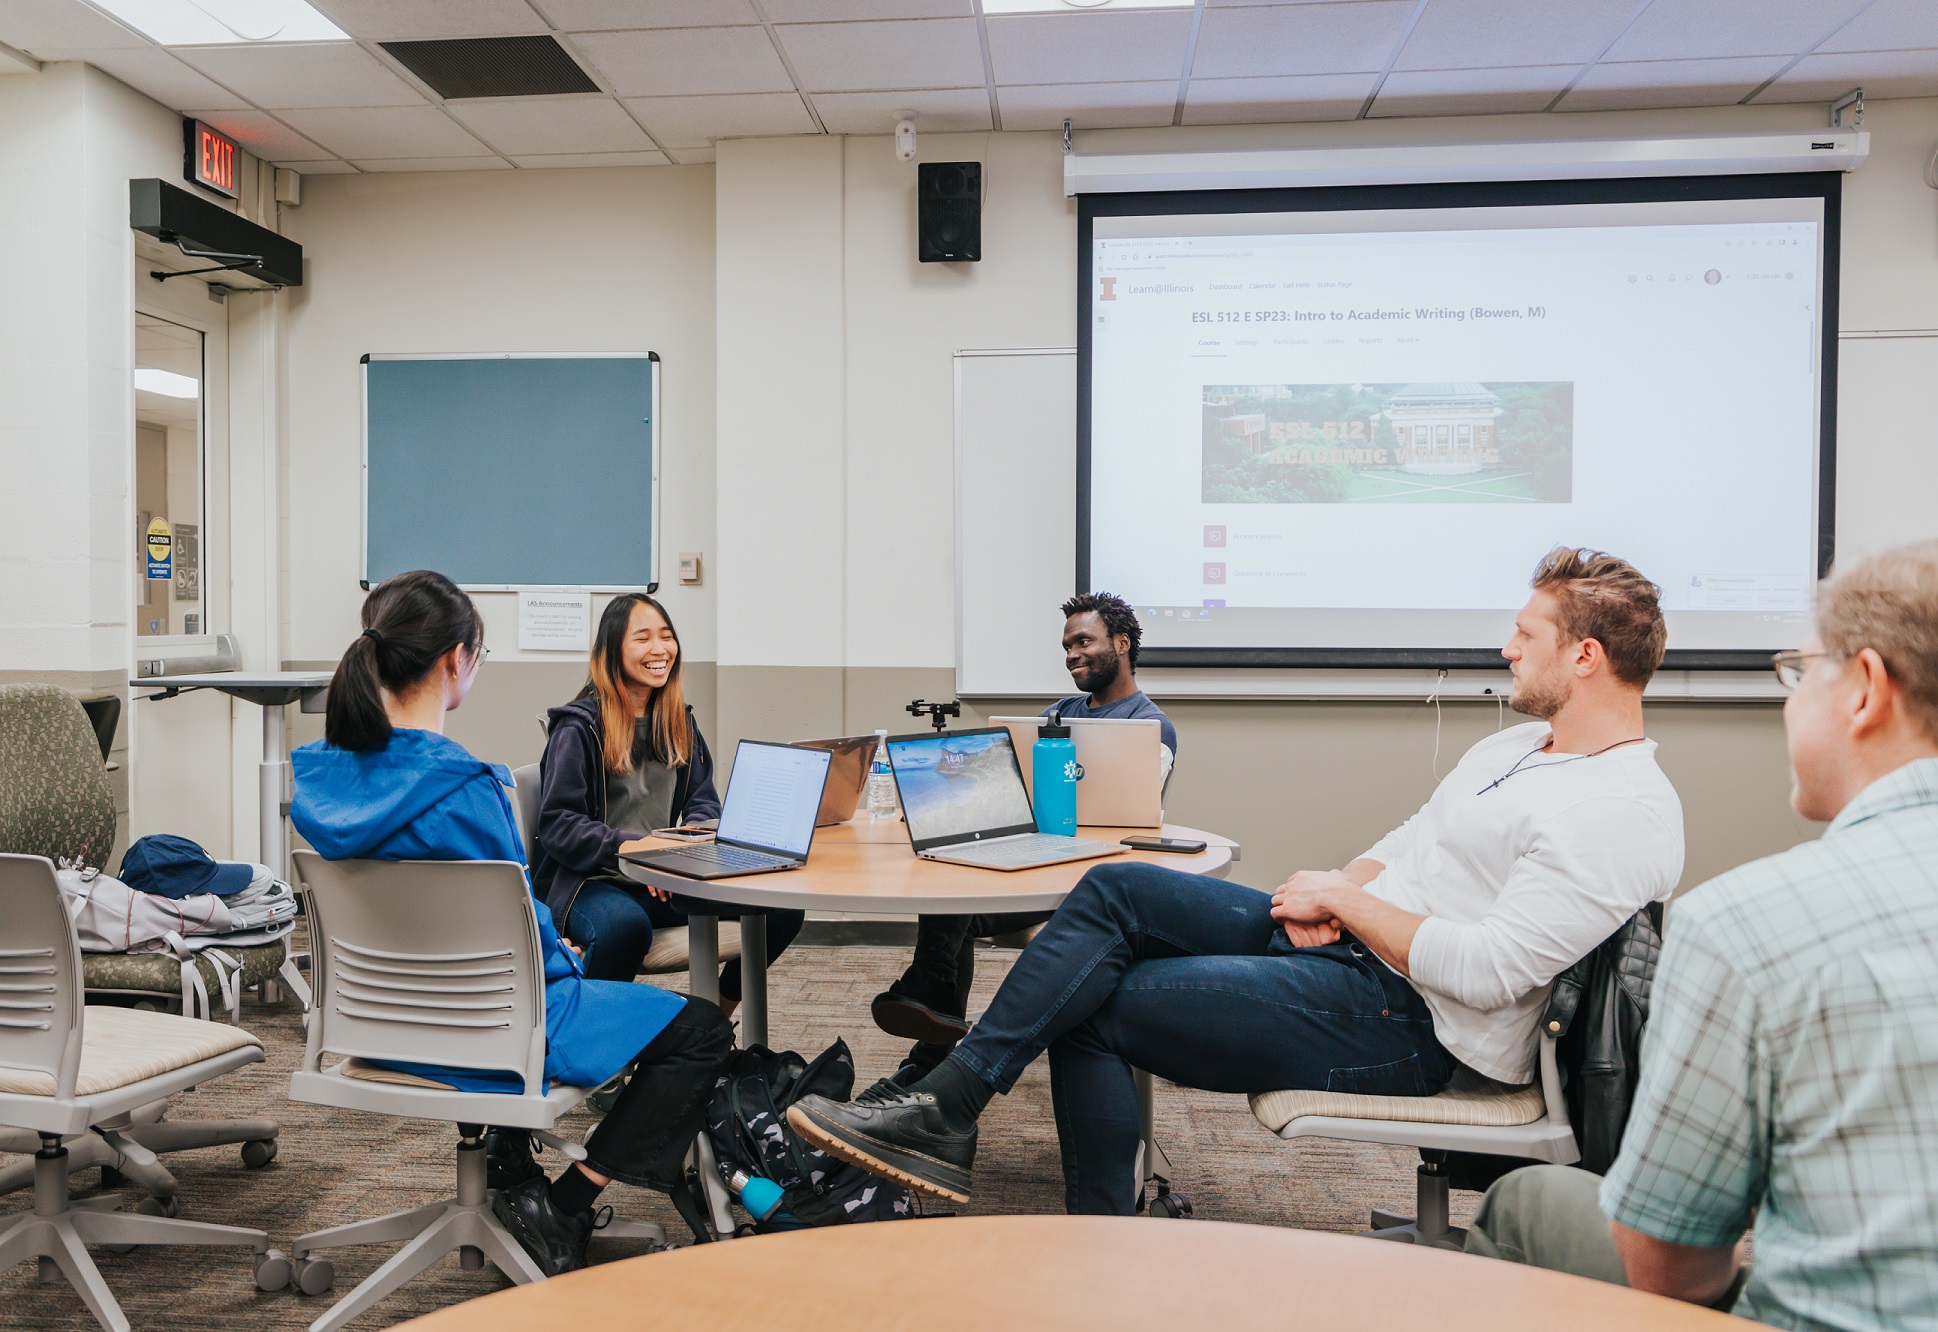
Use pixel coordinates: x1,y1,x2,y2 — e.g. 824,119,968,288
1099,276,1117,301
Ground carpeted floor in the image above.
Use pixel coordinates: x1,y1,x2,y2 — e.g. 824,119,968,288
1,945,1475,1330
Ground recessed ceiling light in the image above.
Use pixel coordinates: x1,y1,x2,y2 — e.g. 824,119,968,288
136,368,200,398
981,0,1191,12
84,0,348,46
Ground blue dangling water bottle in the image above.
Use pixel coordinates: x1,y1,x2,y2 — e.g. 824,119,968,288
1032,719,1082,837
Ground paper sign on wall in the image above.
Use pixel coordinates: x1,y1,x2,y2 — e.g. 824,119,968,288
518,590,592,652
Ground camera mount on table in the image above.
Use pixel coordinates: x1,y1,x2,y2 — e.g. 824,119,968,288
905,699,961,733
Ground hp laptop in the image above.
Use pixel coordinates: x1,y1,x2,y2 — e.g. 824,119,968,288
884,728,1126,872
795,734,878,826
990,715,1164,828
622,740,832,880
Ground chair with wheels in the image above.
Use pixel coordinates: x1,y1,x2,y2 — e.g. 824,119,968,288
1248,1028,1579,1249
0,683,282,1203
0,854,288,1331
285,851,667,1331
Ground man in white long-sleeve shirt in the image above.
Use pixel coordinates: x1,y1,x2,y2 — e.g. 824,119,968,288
789,548,1685,1214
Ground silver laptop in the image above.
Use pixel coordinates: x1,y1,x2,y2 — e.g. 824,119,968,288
991,715,1164,828
794,734,877,826
884,728,1127,872
622,740,832,880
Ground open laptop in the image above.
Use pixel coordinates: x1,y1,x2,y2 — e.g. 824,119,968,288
794,734,877,826
991,715,1163,828
622,740,832,880
884,727,1127,872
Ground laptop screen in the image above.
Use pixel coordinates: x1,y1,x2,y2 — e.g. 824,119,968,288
718,741,831,858
886,729,1037,850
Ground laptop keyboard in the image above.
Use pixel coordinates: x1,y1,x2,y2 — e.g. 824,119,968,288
659,843,794,873
940,834,1120,868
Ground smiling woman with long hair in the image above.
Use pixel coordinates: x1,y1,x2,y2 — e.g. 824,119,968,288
530,592,804,1015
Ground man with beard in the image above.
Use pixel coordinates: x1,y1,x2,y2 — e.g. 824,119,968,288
871,593,1178,1067
796,548,1685,1214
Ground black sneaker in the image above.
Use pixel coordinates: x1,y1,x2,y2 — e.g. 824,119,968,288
585,1073,625,1117
484,1129,543,1193
490,1176,593,1278
786,1090,976,1205
870,986,970,1048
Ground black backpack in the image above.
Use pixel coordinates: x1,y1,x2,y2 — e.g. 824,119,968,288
705,1038,915,1230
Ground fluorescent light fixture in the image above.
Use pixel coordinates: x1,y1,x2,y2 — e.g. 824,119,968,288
136,368,200,399
84,0,348,45
981,0,1191,13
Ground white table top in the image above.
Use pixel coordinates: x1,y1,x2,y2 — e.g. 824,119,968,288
132,671,333,689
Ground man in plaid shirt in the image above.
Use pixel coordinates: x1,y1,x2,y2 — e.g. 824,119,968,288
1464,539,1938,1328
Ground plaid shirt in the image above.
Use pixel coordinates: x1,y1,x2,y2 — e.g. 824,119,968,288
1601,758,1938,1331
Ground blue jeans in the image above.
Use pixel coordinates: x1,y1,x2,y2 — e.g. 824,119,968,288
566,879,804,1003
951,861,1455,1215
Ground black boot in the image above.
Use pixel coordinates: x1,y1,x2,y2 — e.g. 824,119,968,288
787,1084,977,1205
490,1176,595,1277
483,1128,543,1192
871,946,970,1047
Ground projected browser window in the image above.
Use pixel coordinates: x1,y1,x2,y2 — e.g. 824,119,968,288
1086,196,1826,656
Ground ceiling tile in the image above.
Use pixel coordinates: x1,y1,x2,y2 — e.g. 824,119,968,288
308,0,550,41
1182,72,1373,123
531,0,758,30
1192,3,1420,80
763,0,971,19
0,0,149,58
1557,56,1788,111
1391,0,1643,72
812,87,990,134
447,96,652,154
177,42,426,108
665,145,715,163
277,158,361,174
1602,0,1871,62
350,156,512,171
1752,48,1938,102
986,11,1192,86
1369,63,1577,117
569,26,792,95
179,109,331,160
777,19,984,93
279,105,495,157
1817,0,1938,54
997,81,1176,131
71,46,253,111
621,92,815,147
507,149,672,166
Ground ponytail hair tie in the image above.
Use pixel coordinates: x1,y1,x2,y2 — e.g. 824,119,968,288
361,627,385,647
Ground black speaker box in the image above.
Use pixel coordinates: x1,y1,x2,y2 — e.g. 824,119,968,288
918,161,982,263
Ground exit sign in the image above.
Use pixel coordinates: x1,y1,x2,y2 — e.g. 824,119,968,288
184,119,240,199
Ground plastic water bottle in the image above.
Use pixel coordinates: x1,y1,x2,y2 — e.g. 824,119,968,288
868,727,899,820
1032,720,1081,837
728,1168,786,1223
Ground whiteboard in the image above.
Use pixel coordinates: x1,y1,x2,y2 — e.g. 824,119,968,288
362,352,660,591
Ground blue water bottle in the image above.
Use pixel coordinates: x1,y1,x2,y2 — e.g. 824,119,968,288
1032,720,1082,837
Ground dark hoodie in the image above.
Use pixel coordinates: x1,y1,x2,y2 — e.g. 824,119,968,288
530,693,720,923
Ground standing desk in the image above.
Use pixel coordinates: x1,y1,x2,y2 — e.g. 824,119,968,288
132,670,331,1003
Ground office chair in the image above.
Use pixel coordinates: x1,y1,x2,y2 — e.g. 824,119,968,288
285,853,668,1330
0,684,282,1202
1249,1029,1579,1249
0,854,288,1331
508,763,742,975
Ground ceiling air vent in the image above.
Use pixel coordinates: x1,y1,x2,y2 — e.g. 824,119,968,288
380,35,599,100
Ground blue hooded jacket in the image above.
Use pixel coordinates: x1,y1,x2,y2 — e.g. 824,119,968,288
292,728,683,1093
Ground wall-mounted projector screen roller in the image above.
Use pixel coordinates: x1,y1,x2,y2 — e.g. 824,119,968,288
1078,174,1839,670
362,352,660,590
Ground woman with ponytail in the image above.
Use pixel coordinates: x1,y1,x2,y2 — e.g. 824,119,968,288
531,593,803,1013
291,571,733,1277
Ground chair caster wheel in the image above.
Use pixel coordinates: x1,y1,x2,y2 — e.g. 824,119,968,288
254,1249,292,1291
291,1256,335,1295
134,1196,178,1218
104,1241,136,1255
241,1139,278,1168
1148,1192,1193,1218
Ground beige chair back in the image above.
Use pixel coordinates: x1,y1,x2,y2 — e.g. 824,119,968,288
0,854,85,1098
0,685,116,868
292,852,547,1093
509,763,540,867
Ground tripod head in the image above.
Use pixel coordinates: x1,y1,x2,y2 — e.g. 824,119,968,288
905,698,961,733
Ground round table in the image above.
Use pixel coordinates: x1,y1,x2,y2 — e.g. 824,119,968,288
390,1215,1744,1331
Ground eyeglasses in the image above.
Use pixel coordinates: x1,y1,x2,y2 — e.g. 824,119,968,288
1772,650,1834,689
